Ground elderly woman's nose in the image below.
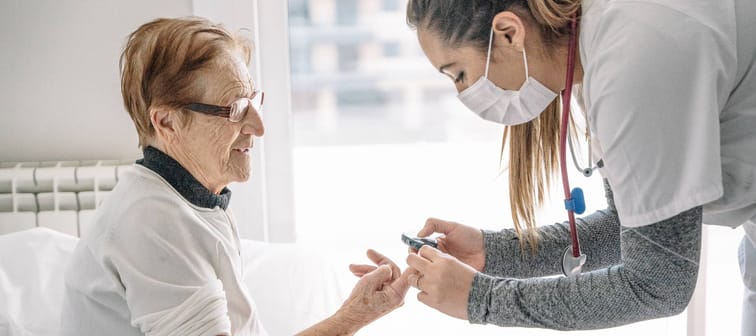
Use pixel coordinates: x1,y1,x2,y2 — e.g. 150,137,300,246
240,109,264,136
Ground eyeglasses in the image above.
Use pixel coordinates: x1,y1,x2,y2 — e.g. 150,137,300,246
184,90,265,122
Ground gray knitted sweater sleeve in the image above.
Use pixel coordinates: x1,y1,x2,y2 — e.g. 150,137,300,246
467,181,702,330
482,179,622,278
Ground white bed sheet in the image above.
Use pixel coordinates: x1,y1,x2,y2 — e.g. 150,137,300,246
0,228,346,336
0,229,74,336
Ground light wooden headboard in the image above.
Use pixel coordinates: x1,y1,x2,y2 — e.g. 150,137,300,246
0,161,133,238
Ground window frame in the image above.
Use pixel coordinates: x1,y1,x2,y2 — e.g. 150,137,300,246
192,0,297,243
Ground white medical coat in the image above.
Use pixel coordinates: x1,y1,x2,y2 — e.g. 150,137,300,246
580,0,756,237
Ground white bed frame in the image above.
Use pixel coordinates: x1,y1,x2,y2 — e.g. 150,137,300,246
0,160,133,238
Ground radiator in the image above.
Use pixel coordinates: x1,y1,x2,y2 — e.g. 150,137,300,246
0,161,133,238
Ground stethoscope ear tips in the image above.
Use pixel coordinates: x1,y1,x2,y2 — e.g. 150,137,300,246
582,168,593,177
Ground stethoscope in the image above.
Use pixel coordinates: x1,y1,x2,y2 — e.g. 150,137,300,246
559,14,598,277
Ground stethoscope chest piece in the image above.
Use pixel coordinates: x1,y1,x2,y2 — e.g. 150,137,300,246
562,246,587,277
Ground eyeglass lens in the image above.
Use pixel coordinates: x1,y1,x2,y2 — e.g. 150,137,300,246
229,92,264,122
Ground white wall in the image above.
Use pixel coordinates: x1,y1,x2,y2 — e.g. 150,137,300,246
0,0,193,162
0,0,295,242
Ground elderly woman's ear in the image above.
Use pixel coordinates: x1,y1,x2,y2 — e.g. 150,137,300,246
149,106,182,145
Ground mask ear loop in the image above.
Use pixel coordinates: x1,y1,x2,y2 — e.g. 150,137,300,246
486,28,530,83
484,28,494,78
522,47,529,80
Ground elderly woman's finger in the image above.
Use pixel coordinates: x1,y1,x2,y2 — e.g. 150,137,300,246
394,267,416,293
349,264,377,277
366,249,394,266
366,249,400,280
360,264,393,290
380,267,416,304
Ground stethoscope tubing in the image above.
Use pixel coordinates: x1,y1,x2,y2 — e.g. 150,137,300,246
560,14,582,259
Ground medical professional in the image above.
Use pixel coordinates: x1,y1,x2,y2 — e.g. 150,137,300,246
400,0,756,334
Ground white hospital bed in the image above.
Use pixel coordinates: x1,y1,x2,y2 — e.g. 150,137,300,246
0,161,346,336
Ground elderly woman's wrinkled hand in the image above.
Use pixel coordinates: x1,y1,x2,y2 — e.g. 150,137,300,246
337,250,414,328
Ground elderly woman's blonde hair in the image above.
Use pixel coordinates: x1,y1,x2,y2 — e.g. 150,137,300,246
120,17,252,147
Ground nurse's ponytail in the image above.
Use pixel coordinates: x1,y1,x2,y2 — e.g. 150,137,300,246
527,0,582,37
407,0,580,253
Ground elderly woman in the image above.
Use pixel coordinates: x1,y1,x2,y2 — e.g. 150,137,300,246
60,17,410,336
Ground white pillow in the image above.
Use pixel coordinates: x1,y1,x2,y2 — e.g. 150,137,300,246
0,228,77,336
241,240,347,335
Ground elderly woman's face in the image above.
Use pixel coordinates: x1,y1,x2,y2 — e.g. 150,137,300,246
174,52,264,191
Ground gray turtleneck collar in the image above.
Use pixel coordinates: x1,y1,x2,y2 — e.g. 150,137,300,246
136,146,231,210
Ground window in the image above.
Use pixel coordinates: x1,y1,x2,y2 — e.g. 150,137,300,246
335,0,357,25
383,0,401,11
336,44,359,72
382,41,401,57
284,1,724,335
288,0,311,25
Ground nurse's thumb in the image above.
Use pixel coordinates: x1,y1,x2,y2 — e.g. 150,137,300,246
418,217,454,237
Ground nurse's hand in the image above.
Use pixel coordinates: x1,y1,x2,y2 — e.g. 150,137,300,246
406,246,477,320
416,218,485,272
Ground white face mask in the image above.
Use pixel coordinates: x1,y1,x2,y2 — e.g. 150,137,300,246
457,29,558,125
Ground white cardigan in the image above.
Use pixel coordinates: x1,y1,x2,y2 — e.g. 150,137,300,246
61,165,267,336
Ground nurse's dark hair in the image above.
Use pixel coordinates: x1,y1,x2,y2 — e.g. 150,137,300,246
407,0,581,253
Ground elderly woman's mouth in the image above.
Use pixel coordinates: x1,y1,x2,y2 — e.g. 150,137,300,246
232,148,251,153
